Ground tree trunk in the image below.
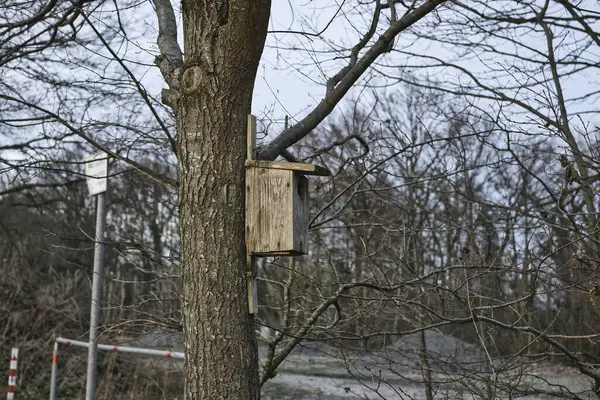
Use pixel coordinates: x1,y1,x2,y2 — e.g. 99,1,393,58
176,2,270,399
418,328,434,400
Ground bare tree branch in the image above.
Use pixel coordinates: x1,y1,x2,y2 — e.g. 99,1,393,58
151,0,183,90
0,93,178,188
257,0,445,161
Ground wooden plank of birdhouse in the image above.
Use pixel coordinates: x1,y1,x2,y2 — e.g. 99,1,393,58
247,114,257,161
245,160,330,176
247,253,258,314
246,114,258,314
293,174,309,254
246,167,297,255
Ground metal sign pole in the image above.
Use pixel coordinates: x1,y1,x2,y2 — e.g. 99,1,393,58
85,191,106,400
83,153,108,400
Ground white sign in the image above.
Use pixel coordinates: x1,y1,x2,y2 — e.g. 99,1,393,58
85,152,108,196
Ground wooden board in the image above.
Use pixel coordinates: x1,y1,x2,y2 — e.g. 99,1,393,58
246,168,307,255
247,254,258,314
247,115,257,160
247,114,258,314
292,174,309,253
245,160,330,176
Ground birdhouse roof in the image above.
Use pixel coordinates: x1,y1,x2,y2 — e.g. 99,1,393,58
245,160,330,176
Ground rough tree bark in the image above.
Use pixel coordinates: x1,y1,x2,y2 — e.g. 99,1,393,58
157,1,271,398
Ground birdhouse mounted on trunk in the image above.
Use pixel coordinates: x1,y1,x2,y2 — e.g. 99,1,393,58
245,160,329,256
245,115,330,314
245,116,329,257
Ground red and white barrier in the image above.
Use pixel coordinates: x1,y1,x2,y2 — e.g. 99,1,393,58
7,348,18,400
55,337,183,359
50,337,183,400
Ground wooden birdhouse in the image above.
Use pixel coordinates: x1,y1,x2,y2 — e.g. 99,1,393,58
245,116,329,257
245,115,330,314
245,160,329,256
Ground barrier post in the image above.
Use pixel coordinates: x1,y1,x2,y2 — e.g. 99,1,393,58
7,348,18,400
49,342,59,400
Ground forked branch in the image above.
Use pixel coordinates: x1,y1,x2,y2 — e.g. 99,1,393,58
257,0,445,160
152,0,183,89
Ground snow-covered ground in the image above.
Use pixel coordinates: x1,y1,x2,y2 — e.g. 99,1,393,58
263,357,594,400
261,332,595,399
123,329,596,399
